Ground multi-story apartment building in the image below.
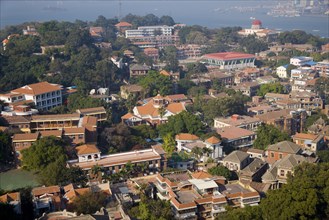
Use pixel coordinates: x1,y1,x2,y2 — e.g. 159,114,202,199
203,52,255,70
0,82,63,111
256,109,307,135
125,25,174,38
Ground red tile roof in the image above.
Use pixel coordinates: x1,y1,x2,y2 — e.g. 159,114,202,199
76,144,100,155
175,133,199,141
11,82,62,95
203,52,255,61
115,21,132,27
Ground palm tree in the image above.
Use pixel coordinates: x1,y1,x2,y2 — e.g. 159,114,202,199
158,106,166,124
202,147,213,162
191,147,203,162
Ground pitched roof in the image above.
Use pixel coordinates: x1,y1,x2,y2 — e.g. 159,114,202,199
175,133,199,141
77,106,106,115
293,133,317,140
39,130,63,137
11,82,62,95
166,103,185,114
267,141,301,154
216,126,255,140
32,186,60,197
130,64,150,71
277,154,307,169
1,116,30,124
12,132,39,142
205,136,221,144
76,144,100,155
223,150,250,163
115,21,132,27
0,192,20,203
203,52,255,61
63,127,85,134
241,158,266,174
121,112,136,120
65,187,90,201
191,171,212,179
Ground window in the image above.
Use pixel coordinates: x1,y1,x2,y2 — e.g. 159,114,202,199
279,154,283,159
78,134,84,139
271,152,274,158
280,169,285,176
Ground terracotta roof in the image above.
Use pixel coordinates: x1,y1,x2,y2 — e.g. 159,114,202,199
0,192,20,203
31,113,80,121
170,197,197,210
39,130,63,137
1,116,30,124
267,141,301,154
32,186,60,197
205,136,221,144
11,82,62,95
115,21,132,27
76,144,100,155
166,103,185,114
121,113,136,120
203,52,255,61
12,132,39,142
293,133,317,140
216,126,255,140
165,94,188,102
63,183,74,193
82,116,97,127
160,70,171,76
191,171,212,179
65,187,90,201
63,127,85,134
175,133,199,141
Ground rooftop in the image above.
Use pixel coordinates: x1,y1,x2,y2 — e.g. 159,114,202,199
32,185,60,197
203,52,255,61
222,150,250,163
12,132,39,142
214,114,261,127
11,82,62,96
267,141,301,154
216,126,255,140
76,144,100,155
175,133,199,141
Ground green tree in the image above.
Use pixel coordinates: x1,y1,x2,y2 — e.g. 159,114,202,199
21,136,66,171
191,147,203,161
162,134,176,157
67,93,103,112
0,203,19,220
317,150,329,163
157,111,205,137
208,165,232,180
253,124,291,150
257,82,286,97
0,131,14,163
138,70,173,96
71,191,107,215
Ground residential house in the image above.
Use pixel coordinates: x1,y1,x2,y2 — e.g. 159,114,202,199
262,154,311,189
232,82,260,97
120,84,144,99
160,70,180,81
12,132,40,159
214,114,262,131
89,27,104,42
207,71,234,86
176,44,204,59
290,56,314,67
264,93,290,102
144,47,159,61
23,26,39,36
0,115,31,132
130,64,150,77
216,126,256,149
121,94,186,126
266,141,302,164
276,64,289,78
247,104,280,116
221,150,251,171
247,148,265,161
115,21,133,33
0,192,21,214
293,133,325,152
154,170,260,220
62,127,86,145
256,109,307,135
239,158,268,183
175,133,200,152
32,185,61,216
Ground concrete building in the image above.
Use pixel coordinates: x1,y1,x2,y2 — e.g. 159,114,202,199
0,82,63,111
203,52,255,70
214,114,262,131
290,56,314,67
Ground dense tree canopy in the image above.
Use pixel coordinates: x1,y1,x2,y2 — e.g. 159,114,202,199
0,131,14,164
253,124,291,150
219,162,329,220
257,82,286,97
138,70,173,97
208,165,232,180
71,191,107,215
157,111,205,137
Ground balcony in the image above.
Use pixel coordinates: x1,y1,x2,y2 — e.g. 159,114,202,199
212,206,226,213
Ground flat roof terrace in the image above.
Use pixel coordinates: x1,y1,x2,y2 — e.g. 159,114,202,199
68,149,161,170
176,190,201,204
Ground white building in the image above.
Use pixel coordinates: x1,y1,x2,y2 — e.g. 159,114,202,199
276,65,289,78
290,56,313,67
125,25,174,38
0,82,63,111
203,52,255,70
